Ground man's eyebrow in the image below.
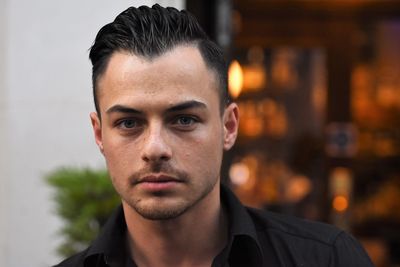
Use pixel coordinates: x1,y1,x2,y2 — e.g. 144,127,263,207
105,100,207,115
106,105,142,115
166,100,207,112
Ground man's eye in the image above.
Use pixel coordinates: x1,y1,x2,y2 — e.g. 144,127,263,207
173,116,198,127
118,119,138,129
178,116,194,125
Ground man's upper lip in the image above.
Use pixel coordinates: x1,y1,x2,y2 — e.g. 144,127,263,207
138,174,180,183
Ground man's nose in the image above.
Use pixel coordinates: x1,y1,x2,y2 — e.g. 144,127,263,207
141,123,172,163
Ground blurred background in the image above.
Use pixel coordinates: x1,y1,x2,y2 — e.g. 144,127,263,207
1,0,399,267
189,1,400,267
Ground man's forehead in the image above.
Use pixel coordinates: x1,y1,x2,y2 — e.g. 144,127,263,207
107,45,203,73
97,44,220,88
97,48,218,96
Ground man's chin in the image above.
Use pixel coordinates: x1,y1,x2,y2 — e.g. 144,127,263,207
132,203,189,221
122,196,189,220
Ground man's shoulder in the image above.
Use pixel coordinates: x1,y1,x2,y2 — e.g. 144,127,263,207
246,207,343,246
52,249,88,267
245,207,374,266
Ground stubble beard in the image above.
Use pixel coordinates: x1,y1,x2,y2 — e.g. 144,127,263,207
121,163,220,221
128,178,218,221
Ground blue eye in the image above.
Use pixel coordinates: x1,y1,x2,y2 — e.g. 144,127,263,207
177,116,195,125
119,119,137,129
172,116,200,130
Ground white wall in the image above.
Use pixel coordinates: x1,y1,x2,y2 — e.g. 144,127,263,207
0,0,9,265
0,1,184,266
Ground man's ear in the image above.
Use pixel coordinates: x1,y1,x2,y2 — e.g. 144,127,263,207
223,103,239,151
90,112,104,154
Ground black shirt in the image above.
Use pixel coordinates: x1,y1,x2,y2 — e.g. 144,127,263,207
53,185,374,267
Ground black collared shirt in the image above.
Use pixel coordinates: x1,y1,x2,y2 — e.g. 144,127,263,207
53,185,374,267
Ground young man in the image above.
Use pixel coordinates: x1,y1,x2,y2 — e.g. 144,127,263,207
54,4,374,267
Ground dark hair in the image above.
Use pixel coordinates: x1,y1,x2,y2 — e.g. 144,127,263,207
89,4,228,117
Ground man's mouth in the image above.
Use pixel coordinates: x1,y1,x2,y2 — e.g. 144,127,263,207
139,174,181,183
135,174,183,191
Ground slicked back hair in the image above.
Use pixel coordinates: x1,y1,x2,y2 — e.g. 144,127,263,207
89,4,228,118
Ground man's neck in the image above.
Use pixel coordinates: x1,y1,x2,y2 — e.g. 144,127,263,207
122,184,228,267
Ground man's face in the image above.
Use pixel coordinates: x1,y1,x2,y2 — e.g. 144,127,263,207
91,45,238,220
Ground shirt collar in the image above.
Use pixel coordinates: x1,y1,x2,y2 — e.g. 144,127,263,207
83,184,264,267
220,184,264,266
83,206,127,266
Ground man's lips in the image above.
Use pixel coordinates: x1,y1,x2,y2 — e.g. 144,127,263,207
137,174,182,184
133,174,183,191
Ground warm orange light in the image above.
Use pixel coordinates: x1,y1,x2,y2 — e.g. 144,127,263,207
228,60,243,98
243,65,266,91
284,175,312,203
332,195,349,212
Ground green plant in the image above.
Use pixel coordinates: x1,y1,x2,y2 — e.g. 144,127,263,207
46,167,120,257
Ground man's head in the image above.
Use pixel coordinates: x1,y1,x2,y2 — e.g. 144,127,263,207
89,5,238,221
89,4,229,117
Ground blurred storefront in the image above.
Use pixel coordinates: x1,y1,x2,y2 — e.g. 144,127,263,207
187,1,400,266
